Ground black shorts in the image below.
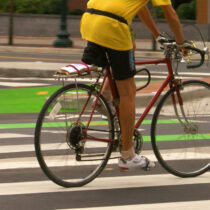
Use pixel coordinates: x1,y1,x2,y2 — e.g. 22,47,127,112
82,42,136,80
105,47,136,80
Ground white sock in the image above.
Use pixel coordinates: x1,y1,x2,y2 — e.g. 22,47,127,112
121,147,135,161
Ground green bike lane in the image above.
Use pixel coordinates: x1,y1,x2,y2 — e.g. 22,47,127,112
0,85,61,114
1,85,209,143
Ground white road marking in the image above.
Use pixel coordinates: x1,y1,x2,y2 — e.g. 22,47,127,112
0,172,209,195
0,133,33,139
0,82,48,87
0,141,110,153
57,200,210,210
0,147,210,169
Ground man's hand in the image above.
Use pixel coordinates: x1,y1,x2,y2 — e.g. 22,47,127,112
177,40,193,57
156,34,168,45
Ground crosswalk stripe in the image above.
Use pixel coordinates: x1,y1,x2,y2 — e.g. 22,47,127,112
0,172,209,195
0,154,122,169
0,133,33,139
0,141,112,153
57,200,210,210
0,147,209,169
0,157,39,169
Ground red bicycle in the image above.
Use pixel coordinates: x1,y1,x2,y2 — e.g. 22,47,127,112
35,41,210,187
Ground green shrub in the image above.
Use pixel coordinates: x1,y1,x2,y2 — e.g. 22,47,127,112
68,8,84,15
15,0,42,14
0,0,61,14
40,0,61,14
0,0,196,18
176,0,196,20
154,0,196,20
0,0,10,12
154,7,164,19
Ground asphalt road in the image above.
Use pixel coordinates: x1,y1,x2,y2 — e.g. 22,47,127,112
0,75,210,210
0,48,210,209
0,112,210,210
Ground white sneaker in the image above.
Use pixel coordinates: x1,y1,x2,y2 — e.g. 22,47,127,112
118,154,155,171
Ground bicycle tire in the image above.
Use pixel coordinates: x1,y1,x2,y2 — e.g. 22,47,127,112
35,83,114,187
151,80,210,177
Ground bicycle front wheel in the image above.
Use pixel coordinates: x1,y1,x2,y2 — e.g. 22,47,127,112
151,80,210,177
35,83,114,187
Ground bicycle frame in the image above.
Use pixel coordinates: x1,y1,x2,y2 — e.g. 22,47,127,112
83,56,182,144
134,58,175,128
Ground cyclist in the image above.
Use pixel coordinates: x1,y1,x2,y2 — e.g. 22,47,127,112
80,0,186,170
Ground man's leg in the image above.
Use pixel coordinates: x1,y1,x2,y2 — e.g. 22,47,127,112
101,77,112,101
116,77,155,169
115,77,136,159
104,46,155,169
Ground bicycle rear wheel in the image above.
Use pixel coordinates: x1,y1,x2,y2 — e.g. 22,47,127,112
151,80,210,177
35,83,114,187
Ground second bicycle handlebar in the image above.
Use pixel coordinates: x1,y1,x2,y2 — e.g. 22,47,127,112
184,46,205,69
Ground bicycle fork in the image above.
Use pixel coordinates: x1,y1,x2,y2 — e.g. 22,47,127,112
171,79,197,134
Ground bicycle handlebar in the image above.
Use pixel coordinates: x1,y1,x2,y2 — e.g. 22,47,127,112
163,41,205,69
184,45,205,69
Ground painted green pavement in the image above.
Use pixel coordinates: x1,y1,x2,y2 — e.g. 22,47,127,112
0,86,60,114
0,119,209,143
0,119,182,129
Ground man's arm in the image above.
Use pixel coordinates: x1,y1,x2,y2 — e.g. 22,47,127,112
161,5,185,44
137,6,160,39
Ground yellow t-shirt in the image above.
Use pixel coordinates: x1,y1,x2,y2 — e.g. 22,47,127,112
80,0,171,51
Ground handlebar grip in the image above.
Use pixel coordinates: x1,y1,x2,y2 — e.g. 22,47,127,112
185,46,205,69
